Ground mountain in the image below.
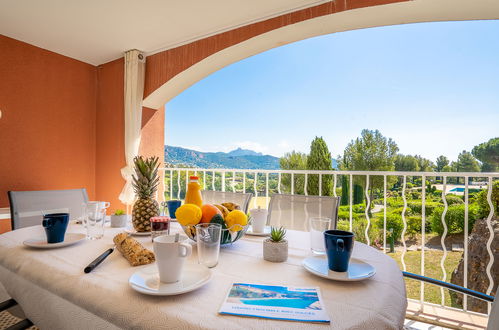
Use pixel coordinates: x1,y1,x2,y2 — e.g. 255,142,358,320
165,146,280,169
227,148,262,157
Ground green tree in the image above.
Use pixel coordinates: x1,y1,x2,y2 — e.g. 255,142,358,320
394,154,419,171
454,151,480,184
415,155,434,172
307,137,333,196
342,129,399,201
472,137,499,172
279,151,308,194
436,155,449,172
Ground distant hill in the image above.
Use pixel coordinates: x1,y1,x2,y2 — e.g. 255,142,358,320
165,145,280,169
227,148,262,157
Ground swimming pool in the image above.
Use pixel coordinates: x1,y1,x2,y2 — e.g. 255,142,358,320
241,298,318,309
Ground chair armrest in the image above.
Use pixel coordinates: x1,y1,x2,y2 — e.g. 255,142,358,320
0,298,17,311
402,271,494,302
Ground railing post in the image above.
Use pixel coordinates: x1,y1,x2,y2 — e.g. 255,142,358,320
421,174,426,308
266,172,269,207
464,176,469,311
222,172,226,192
364,174,371,246
383,175,387,253
254,172,258,208
232,171,236,192
243,172,246,193
349,174,353,232
440,176,448,306
401,175,407,272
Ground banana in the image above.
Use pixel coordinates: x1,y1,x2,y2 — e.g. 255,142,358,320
214,204,230,218
221,202,240,212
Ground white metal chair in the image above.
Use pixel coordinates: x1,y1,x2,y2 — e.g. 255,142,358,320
201,191,253,213
266,194,340,231
8,188,88,230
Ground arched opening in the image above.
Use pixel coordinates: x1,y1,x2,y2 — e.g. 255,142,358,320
143,0,499,108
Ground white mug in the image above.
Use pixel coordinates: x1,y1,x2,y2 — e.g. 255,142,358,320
250,207,268,233
153,235,192,283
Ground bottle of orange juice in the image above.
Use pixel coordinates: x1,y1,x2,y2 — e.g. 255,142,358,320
185,176,203,207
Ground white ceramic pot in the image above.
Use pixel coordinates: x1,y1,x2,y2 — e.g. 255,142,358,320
263,239,288,263
110,215,129,228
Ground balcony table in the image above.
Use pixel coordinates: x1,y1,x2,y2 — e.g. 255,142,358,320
0,223,406,329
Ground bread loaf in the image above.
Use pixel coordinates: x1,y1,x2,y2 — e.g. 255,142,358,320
113,233,155,266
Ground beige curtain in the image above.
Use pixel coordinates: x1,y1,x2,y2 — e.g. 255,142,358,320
119,50,146,205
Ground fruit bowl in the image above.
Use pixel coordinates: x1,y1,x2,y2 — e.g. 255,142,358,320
180,219,251,246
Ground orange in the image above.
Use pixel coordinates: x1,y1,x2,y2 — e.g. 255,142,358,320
200,204,222,223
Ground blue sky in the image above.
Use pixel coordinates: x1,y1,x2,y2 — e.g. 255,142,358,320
165,20,499,162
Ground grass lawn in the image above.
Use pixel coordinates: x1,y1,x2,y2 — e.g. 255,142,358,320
388,250,463,307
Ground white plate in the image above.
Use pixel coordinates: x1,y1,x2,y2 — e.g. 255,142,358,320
245,226,271,236
129,263,212,296
125,228,151,236
23,233,86,249
302,255,376,281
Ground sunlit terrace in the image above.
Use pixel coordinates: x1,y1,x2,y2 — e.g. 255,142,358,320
0,1,498,329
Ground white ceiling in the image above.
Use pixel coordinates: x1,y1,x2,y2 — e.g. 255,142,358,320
0,0,328,65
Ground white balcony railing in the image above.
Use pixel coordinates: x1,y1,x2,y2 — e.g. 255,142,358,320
158,167,498,316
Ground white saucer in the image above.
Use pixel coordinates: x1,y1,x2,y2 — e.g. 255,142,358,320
125,228,151,236
302,255,376,281
129,263,212,296
245,226,271,236
23,233,86,249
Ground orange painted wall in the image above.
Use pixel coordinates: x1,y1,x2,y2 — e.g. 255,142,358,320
0,36,97,218
95,58,126,212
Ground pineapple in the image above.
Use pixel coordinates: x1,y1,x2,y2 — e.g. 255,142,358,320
131,156,160,232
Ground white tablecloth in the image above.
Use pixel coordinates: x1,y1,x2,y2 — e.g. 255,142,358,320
0,224,407,329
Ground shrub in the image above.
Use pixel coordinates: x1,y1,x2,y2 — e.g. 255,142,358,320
445,195,464,205
407,201,441,216
376,212,403,242
474,181,499,218
337,219,382,246
429,204,481,235
337,210,361,221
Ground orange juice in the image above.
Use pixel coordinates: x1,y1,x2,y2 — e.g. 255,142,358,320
185,176,203,207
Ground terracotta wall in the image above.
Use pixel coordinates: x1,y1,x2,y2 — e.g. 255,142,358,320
0,36,97,230
95,58,126,212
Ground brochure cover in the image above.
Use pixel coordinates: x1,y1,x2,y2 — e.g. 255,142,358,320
219,283,330,323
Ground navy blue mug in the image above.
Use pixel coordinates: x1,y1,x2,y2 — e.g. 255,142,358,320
324,230,355,272
42,213,70,243
166,200,182,219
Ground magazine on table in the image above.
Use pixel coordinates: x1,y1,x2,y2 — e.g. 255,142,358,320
219,283,330,323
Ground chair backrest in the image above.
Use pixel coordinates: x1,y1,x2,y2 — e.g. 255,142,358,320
200,191,253,213
8,189,89,230
487,298,498,330
267,194,340,231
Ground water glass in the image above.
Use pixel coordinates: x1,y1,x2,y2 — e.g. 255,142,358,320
309,217,331,254
195,223,221,268
83,202,105,240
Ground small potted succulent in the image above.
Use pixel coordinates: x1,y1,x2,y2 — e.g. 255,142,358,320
263,226,288,262
110,209,128,228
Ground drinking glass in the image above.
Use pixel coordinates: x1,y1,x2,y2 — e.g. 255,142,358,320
84,202,105,240
195,223,221,268
309,217,331,254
